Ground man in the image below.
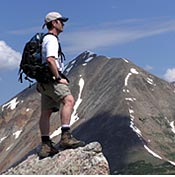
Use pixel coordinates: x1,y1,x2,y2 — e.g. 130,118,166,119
37,12,85,158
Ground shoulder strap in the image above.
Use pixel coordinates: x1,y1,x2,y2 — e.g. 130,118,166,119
44,32,58,39
58,42,66,62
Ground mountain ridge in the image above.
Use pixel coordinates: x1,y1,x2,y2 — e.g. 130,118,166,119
1,51,175,174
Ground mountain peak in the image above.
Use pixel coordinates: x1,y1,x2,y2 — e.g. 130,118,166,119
1,52,175,174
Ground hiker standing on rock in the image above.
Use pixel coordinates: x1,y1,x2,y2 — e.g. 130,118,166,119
37,11,85,158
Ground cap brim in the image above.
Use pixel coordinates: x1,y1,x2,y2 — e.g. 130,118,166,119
58,17,69,22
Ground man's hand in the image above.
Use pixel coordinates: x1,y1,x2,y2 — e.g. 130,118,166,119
58,78,69,85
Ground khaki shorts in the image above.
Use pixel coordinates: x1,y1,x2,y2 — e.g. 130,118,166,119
37,82,71,110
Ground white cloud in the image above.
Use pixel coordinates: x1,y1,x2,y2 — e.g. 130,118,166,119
164,68,175,82
0,41,21,70
63,18,175,55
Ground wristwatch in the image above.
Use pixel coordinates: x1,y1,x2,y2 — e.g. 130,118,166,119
56,76,62,81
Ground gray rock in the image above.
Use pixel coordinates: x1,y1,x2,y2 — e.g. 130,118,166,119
3,142,109,175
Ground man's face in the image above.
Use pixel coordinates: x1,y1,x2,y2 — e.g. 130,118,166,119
53,19,64,33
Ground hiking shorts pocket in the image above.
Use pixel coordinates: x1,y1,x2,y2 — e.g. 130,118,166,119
37,82,72,110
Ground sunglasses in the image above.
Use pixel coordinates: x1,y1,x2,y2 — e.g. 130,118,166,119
56,18,64,25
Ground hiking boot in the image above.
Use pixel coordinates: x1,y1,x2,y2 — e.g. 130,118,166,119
38,140,59,159
59,130,85,149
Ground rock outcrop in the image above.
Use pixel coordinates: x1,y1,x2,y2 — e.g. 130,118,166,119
3,142,109,175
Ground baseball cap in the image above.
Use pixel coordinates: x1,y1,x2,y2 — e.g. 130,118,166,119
42,12,69,28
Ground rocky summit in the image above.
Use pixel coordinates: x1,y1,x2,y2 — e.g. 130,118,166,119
3,142,109,175
1,51,175,174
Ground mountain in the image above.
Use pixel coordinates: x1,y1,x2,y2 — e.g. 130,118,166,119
1,51,175,174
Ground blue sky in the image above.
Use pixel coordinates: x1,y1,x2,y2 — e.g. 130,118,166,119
1,0,175,105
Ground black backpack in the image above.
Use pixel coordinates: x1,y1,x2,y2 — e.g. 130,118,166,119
18,33,65,84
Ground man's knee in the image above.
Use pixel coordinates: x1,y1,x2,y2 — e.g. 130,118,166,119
63,95,75,107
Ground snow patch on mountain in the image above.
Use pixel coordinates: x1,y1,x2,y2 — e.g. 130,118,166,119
65,64,74,74
70,75,84,124
82,51,96,66
6,144,14,151
2,97,19,111
123,67,143,139
0,136,7,143
168,160,175,166
13,130,22,139
26,108,30,112
64,59,76,74
84,56,94,63
165,117,175,134
125,68,139,86
122,58,129,63
128,107,142,138
144,145,162,159
170,121,175,134
145,77,156,87
125,97,136,102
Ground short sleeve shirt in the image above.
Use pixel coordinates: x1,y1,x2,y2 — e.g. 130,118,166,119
42,34,64,72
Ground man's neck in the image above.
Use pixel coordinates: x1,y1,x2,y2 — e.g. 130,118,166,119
48,29,61,36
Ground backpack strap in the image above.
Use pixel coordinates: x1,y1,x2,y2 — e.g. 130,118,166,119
58,42,66,63
18,70,34,84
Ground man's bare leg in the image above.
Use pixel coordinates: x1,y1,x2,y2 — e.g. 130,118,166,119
60,95,74,125
60,94,85,149
39,109,52,136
